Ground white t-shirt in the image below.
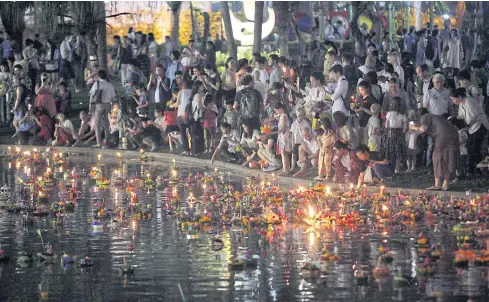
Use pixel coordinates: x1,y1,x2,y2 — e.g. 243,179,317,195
177,89,192,118
304,137,318,154
61,119,75,134
290,119,311,145
385,111,406,129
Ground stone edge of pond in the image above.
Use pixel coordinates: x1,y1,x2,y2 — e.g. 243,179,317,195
0,144,479,199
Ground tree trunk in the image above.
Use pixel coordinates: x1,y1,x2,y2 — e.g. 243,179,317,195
95,1,108,71
201,12,210,54
0,2,29,50
253,1,264,54
168,2,181,46
275,2,291,58
190,1,198,42
220,1,237,58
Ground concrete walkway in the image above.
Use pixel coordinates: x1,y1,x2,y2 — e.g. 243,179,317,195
0,144,474,198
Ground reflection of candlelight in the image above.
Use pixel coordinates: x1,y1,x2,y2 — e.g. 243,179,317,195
309,232,315,246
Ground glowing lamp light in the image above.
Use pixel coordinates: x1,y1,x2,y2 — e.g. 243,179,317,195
443,14,450,20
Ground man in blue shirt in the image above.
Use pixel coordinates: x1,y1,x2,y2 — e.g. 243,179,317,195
403,27,417,54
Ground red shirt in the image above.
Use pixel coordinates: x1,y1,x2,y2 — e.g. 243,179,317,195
164,110,177,126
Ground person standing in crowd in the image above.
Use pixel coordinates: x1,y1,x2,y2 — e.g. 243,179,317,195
403,27,417,54
315,116,336,181
2,32,18,61
383,97,408,174
233,75,264,131
268,54,282,85
162,36,175,69
411,108,459,191
450,88,489,175
166,51,183,86
89,70,116,148
59,35,82,93
203,41,217,68
170,75,192,155
443,29,463,76
23,39,40,90
221,57,237,106
44,39,60,90
109,35,121,78
354,80,378,145
147,64,171,118
415,64,432,108
136,45,151,80
84,55,99,89
188,80,205,156
119,36,133,86
423,73,453,167
34,72,57,118
328,64,349,117
147,33,158,73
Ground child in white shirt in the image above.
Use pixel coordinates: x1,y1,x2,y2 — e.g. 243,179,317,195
384,97,407,173
450,117,468,182
367,103,381,151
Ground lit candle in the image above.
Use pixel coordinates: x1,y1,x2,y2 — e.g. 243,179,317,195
308,205,315,218
173,159,176,166
325,186,331,195
8,162,11,169
140,149,144,154
380,185,385,195
97,154,102,161
349,183,354,191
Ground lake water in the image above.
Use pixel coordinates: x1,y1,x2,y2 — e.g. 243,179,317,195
0,152,488,302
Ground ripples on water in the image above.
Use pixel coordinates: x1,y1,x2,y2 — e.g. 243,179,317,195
0,154,488,302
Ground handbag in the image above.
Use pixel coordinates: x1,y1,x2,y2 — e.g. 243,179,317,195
90,81,103,104
364,166,373,183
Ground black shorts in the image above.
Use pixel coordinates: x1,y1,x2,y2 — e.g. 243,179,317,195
293,144,301,157
165,125,179,134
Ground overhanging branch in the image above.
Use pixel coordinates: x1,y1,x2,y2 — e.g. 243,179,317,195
106,12,136,18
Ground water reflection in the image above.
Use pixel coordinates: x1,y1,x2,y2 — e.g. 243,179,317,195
0,154,488,301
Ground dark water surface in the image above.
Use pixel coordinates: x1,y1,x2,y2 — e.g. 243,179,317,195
0,153,488,302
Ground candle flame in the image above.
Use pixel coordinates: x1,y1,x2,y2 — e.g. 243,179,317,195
308,205,315,218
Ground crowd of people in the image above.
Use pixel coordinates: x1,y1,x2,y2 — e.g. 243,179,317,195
3,18,489,191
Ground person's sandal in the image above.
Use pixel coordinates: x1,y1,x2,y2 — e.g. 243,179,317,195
426,186,441,190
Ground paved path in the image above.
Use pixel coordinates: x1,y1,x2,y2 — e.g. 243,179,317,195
0,144,475,197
